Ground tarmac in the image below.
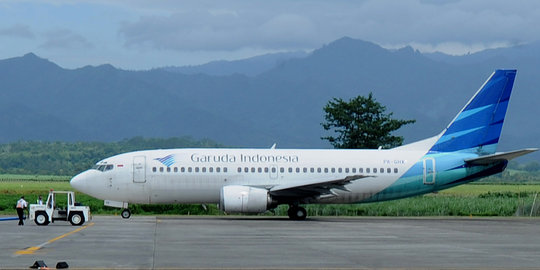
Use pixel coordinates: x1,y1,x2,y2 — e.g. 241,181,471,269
1,215,540,269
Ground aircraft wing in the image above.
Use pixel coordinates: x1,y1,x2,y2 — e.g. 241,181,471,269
268,175,369,198
465,148,538,165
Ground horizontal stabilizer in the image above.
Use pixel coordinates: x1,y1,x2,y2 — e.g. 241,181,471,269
465,148,538,165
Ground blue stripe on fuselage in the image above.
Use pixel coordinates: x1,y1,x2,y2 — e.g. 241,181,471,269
362,152,503,203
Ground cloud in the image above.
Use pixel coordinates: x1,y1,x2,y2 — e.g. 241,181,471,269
116,0,540,55
119,9,319,51
39,29,94,50
0,24,35,39
419,0,460,6
383,41,517,55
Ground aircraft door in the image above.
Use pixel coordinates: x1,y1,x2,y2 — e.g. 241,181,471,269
133,156,146,183
423,157,436,185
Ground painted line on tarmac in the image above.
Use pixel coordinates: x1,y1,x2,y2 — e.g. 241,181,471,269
13,222,94,256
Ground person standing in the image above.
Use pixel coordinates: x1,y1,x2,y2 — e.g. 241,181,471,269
37,195,43,205
16,196,28,226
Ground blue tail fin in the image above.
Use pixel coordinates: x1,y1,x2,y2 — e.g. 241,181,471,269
430,69,516,154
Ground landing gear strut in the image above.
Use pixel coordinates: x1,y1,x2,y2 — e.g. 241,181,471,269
121,209,131,219
287,205,307,220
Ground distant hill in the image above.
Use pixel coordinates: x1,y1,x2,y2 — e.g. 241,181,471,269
0,38,538,161
424,41,540,65
160,51,308,77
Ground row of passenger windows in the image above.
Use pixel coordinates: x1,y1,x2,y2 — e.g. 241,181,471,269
151,166,398,174
152,167,229,173
238,167,398,174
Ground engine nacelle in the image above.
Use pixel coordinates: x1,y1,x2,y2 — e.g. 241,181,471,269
220,185,271,214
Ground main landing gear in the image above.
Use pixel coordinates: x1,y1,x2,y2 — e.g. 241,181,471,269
287,205,307,220
121,209,131,219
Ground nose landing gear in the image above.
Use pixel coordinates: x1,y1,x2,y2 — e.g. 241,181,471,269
121,209,131,219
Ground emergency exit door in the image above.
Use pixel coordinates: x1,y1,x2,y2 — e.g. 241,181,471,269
269,165,278,179
133,156,146,183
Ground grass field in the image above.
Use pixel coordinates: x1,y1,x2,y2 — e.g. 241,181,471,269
1,177,540,217
437,183,540,196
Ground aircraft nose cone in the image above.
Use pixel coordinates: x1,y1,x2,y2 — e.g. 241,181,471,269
70,171,89,192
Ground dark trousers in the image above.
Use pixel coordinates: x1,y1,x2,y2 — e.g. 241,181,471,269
17,208,24,225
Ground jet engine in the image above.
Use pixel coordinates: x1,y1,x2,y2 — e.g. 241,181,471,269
220,185,272,213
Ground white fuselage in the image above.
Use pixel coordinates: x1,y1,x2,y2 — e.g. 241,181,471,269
71,146,431,205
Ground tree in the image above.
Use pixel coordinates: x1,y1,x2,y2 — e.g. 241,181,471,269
321,93,415,149
523,161,540,172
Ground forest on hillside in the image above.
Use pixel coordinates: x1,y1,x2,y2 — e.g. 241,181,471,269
0,137,222,175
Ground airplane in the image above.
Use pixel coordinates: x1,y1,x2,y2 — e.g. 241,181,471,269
70,69,537,220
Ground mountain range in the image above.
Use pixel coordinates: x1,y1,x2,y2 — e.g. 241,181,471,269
0,37,538,160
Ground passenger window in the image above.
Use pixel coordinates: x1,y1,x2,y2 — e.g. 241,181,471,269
202,167,207,173
271,167,277,173
317,168,321,173
159,167,164,172
352,168,357,173
188,167,192,173
331,168,335,173
324,168,328,173
174,167,178,173
280,167,285,173
209,167,213,173
251,167,256,173
223,167,228,173
366,168,370,173
296,167,300,173
265,167,269,173
373,168,377,173
338,168,342,173
167,167,171,172
387,168,391,173
303,167,308,173
258,167,262,173
216,167,221,173
358,168,363,173
181,167,185,173
238,167,242,173
394,168,398,173
195,167,200,173
288,167,293,173
152,167,157,172
345,168,349,173
310,168,315,173
244,167,249,173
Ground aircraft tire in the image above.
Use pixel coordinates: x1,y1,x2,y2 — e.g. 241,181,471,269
121,209,131,219
69,212,85,226
287,206,307,220
35,211,50,226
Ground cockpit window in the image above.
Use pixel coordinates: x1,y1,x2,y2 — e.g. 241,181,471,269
92,164,114,172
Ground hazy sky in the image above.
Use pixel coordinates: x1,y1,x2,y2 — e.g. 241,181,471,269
1,0,539,69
